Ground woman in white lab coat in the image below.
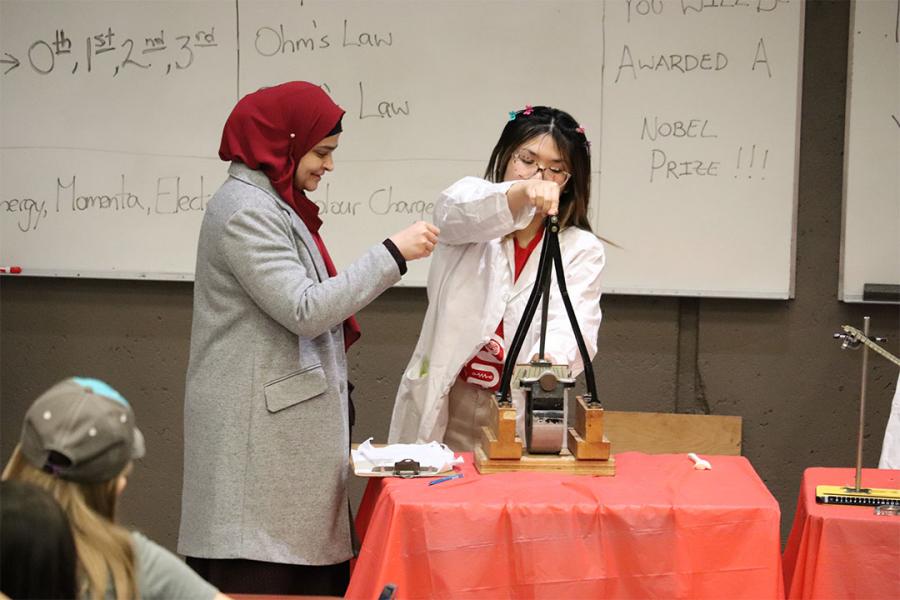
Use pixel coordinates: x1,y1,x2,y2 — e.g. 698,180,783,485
389,106,605,450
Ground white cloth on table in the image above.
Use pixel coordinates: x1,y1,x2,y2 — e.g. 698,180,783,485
352,438,462,475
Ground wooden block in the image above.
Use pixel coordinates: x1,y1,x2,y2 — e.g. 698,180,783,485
603,411,742,455
474,445,615,476
491,401,519,444
567,428,611,460
574,395,605,443
479,426,523,460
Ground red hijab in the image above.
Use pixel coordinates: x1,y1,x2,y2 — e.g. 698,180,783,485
219,82,361,349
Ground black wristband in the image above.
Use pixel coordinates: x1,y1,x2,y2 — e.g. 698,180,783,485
382,239,407,275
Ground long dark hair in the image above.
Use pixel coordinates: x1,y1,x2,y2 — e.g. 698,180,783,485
1,480,78,600
484,106,592,232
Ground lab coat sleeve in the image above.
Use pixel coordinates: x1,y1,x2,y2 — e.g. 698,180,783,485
879,373,900,469
527,233,605,377
434,177,534,245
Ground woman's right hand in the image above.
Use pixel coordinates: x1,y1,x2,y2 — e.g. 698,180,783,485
508,180,560,217
389,221,440,260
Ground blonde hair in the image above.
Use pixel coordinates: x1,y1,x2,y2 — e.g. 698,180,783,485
2,446,137,600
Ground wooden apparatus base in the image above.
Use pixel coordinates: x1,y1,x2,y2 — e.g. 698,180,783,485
474,445,616,475
474,394,615,476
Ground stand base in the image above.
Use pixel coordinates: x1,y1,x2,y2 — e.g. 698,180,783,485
474,445,616,476
815,484,900,506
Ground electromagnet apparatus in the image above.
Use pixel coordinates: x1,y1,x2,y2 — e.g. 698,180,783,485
474,216,614,475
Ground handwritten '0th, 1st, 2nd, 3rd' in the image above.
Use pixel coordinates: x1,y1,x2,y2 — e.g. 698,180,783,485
1,19,393,79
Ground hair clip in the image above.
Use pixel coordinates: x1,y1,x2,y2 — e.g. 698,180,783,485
508,111,517,121
523,105,534,116
576,126,585,134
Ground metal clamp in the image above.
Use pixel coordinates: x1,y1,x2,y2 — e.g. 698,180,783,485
371,458,438,478
392,459,421,478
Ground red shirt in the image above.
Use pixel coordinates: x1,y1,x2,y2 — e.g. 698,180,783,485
460,229,544,390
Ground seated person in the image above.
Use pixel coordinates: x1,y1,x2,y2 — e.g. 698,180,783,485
1,479,77,599
2,377,229,600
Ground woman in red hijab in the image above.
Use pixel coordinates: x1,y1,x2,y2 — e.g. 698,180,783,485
178,82,438,596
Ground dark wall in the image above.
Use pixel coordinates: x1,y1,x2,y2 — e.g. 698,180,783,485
1,0,897,552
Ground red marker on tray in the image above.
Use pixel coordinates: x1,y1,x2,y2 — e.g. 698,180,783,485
0,266,22,274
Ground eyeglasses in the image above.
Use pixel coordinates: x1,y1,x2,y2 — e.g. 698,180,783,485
512,152,571,185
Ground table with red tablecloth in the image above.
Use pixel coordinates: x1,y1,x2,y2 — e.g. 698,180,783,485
346,452,783,599
782,467,900,599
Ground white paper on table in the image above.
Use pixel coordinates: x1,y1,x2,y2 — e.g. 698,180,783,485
351,438,463,477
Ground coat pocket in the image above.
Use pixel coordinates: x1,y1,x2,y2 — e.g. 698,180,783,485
264,365,328,413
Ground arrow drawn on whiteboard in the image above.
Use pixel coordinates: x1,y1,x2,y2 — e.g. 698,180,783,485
1,52,20,75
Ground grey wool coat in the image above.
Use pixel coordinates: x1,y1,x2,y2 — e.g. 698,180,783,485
178,162,401,564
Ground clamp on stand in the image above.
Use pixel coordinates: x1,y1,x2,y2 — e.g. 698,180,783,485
475,216,613,474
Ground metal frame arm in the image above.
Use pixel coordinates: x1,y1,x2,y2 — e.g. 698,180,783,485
496,216,599,405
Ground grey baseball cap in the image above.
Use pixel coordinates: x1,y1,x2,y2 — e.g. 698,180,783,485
20,378,145,483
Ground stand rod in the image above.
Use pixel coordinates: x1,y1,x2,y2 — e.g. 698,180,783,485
854,316,870,492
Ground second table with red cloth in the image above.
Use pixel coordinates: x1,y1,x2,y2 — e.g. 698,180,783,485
347,452,783,599
782,467,900,599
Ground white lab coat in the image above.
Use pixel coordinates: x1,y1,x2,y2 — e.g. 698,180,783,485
388,177,605,444
879,373,900,469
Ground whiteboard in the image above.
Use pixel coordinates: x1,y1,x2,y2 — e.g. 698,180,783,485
839,0,900,303
0,0,803,298
598,0,803,298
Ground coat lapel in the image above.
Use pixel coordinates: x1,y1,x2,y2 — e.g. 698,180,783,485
227,162,328,282
287,213,329,282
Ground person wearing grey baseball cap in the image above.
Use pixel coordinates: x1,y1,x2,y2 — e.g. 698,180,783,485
2,377,230,600
18,377,146,484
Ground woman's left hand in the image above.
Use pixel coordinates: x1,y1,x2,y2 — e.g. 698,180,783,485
389,221,440,260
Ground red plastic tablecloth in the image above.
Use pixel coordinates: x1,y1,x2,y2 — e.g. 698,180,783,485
347,452,783,599
782,467,900,599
